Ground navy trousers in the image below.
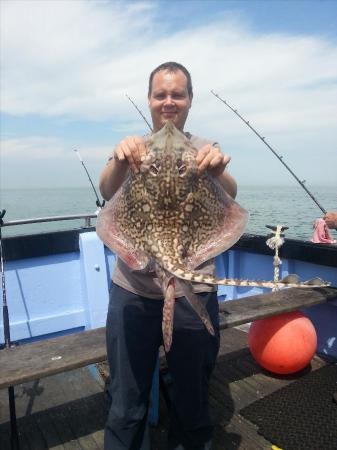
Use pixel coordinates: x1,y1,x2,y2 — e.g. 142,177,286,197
104,283,220,450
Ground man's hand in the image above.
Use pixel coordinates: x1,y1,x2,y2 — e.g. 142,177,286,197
114,136,147,173
100,136,147,200
323,212,337,229
196,144,231,178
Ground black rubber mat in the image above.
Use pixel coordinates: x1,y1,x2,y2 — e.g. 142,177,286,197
240,363,337,450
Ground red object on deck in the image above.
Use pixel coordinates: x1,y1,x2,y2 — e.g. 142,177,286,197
248,311,317,375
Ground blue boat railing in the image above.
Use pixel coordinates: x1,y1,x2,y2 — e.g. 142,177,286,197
1,213,97,228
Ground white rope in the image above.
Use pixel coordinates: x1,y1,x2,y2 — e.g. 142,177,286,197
266,225,285,291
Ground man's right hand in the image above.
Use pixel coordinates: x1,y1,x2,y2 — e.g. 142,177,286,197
113,136,147,173
100,136,147,201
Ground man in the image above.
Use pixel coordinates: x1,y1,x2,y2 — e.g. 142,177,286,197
99,62,237,450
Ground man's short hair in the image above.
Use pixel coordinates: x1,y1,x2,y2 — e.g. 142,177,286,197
148,62,193,98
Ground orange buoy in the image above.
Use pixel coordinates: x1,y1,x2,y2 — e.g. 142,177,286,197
248,311,317,375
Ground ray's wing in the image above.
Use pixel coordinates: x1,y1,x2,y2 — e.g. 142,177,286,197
186,176,249,270
96,187,150,270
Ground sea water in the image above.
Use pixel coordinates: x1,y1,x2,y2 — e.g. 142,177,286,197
1,185,336,241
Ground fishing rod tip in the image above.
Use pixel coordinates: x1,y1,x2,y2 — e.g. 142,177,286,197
74,149,83,162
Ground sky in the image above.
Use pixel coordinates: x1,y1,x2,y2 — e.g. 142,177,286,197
1,0,337,190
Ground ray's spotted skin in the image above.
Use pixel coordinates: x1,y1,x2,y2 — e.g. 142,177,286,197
96,122,329,351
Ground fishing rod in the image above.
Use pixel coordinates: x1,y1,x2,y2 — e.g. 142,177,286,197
75,97,150,208
0,210,20,449
211,90,327,215
126,94,153,132
73,149,105,209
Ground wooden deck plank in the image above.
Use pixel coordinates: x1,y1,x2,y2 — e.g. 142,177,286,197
0,422,11,450
50,413,82,450
219,286,337,328
90,430,105,449
0,328,332,449
208,386,270,450
21,415,47,450
0,328,107,390
65,394,103,450
34,413,65,450
1,287,335,391
216,413,270,450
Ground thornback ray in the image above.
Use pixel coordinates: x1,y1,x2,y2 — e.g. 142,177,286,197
96,121,330,351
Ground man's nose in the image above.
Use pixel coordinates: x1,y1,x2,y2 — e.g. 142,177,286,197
164,95,174,105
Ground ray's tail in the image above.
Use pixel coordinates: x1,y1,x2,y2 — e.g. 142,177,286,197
161,261,330,289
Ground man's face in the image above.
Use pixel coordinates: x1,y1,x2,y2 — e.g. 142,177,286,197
148,70,192,132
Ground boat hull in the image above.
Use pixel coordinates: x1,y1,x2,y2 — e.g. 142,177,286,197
1,229,337,358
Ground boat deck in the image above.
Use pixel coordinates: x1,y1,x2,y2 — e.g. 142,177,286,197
0,327,327,450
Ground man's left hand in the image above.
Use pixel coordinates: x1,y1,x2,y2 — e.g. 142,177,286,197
196,144,231,177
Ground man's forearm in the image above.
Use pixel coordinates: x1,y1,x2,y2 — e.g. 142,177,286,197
217,170,237,199
99,159,129,201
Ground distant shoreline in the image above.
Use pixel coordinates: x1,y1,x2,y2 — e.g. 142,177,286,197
2,184,337,191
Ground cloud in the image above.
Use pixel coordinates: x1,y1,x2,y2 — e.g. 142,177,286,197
0,135,114,189
1,0,155,116
1,0,337,187
1,135,112,161
1,136,66,159
2,0,337,121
